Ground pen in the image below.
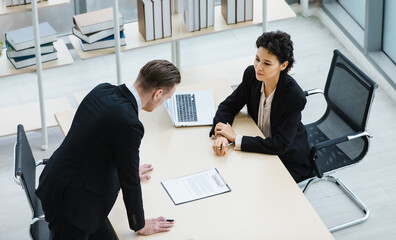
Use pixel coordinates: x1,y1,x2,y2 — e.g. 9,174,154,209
218,142,233,150
165,219,174,222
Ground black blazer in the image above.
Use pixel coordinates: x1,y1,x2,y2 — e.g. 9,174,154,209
210,66,312,181
36,83,145,232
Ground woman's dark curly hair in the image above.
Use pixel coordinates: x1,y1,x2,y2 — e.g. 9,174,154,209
256,31,294,73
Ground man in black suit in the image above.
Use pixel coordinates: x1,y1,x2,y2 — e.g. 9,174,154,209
36,60,181,239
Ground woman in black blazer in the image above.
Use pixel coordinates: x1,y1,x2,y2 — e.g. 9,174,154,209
210,31,312,182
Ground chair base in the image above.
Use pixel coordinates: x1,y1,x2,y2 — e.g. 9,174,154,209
302,175,370,233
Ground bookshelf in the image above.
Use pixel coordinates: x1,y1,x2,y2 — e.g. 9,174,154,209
0,0,71,149
0,0,69,16
70,0,296,60
0,39,73,78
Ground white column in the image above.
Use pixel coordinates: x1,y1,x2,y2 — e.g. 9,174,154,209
171,40,181,69
262,0,268,32
31,0,48,150
113,0,122,85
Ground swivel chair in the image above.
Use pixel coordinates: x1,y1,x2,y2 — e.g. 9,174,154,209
302,49,378,232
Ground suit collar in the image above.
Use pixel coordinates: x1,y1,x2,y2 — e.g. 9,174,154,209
118,84,139,113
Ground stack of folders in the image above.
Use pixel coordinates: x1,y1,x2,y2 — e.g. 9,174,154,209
72,8,126,51
181,0,214,32
137,0,172,41
5,22,58,69
3,0,46,7
221,0,253,24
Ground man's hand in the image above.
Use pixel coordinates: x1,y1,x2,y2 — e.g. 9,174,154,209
215,122,236,143
212,136,230,156
139,164,153,181
137,217,174,235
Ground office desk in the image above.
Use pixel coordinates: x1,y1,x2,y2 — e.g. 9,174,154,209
55,79,334,240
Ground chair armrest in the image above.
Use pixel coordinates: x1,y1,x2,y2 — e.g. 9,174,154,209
304,88,324,97
36,158,49,167
31,215,45,225
310,131,371,178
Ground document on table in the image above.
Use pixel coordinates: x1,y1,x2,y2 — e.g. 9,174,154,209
161,168,231,205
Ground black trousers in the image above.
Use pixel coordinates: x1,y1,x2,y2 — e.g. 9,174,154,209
49,216,118,240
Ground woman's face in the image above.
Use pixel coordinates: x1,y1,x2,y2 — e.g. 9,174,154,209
254,47,288,83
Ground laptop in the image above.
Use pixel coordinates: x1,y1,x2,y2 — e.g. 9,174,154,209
164,90,215,127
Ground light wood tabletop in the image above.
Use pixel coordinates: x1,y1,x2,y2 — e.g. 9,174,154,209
55,78,334,240
70,0,296,60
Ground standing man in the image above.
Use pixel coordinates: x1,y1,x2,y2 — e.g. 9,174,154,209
36,60,181,239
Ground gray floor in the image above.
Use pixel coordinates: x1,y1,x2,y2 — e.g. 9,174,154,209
1,13,396,240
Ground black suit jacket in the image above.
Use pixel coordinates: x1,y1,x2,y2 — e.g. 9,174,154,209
36,83,145,232
210,66,312,181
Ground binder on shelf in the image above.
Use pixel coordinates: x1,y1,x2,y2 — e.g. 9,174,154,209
6,41,55,58
181,0,194,32
162,0,172,38
193,0,200,31
221,0,253,24
7,49,58,69
138,0,155,41
199,0,207,29
73,8,124,35
207,0,214,27
221,0,235,24
72,26,124,44
80,31,126,52
245,0,253,21
236,0,244,23
137,0,172,41
152,0,163,39
5,22,57,51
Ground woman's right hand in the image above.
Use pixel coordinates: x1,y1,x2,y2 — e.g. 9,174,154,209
212,136,230,156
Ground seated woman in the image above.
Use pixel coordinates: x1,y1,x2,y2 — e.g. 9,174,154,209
210,31,312,182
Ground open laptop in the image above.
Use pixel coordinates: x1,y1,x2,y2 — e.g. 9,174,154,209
164,90,215,127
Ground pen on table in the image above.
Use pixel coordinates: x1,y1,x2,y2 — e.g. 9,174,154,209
218,142,233,150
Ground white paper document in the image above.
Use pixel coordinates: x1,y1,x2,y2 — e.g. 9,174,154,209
161,168,231,205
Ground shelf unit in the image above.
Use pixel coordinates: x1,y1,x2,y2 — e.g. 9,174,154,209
0,39,73,78
0,0,72,149
70,0,296,60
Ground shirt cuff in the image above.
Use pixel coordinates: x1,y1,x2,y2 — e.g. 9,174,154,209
234,135,243,151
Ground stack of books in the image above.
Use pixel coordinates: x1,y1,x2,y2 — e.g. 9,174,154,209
3,0,46,7
137,0,172,41
5,22,58,69
180,0,214,32
221,0,253,24
72,8,126,51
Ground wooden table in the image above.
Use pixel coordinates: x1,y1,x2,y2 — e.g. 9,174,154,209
55,78,334,240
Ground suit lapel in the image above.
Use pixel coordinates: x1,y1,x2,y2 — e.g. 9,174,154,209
270,73,288,133
250,79,262,122
118,84,139,113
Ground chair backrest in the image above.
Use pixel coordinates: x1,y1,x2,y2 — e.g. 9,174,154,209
15,125,40,217
308,50,377,174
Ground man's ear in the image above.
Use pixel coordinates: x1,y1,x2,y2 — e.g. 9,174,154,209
280,61,289,71
153,89,163,99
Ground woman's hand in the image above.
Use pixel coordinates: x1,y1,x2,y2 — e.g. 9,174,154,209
212,136,230,156
214,122,236,143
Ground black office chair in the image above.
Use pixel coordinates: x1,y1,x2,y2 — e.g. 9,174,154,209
301,49,378,232
14,124,50,240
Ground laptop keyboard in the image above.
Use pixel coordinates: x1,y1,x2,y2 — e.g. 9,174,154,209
176,94,198,122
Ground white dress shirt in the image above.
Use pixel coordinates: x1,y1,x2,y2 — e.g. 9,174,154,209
235,83,275,150
127,84,142,112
